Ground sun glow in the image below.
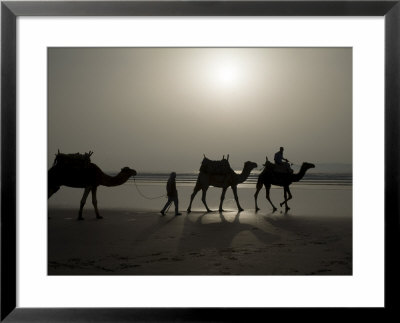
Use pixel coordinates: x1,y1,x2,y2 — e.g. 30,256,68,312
215,63,239,87
206,57,245,91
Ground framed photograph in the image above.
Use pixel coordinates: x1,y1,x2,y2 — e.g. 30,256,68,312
2,0,399,321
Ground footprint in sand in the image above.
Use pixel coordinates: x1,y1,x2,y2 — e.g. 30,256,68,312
310,241,327,245
171,257,184,262
158,257,169,261
120,263,140,269
316,269,332,273
220,271,231,275
329,260,349,265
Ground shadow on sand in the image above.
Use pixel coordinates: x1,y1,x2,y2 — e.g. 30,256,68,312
177,211,279,254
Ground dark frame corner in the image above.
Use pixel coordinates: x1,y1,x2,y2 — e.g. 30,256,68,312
2,1,399,321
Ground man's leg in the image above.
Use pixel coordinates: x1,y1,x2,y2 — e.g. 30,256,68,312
173,196,181,215
161,198,172,215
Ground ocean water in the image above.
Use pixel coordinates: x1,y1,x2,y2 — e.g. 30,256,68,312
48,170,352,215
129,171,352,186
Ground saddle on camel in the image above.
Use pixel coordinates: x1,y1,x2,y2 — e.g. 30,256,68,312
53,150,93,168
200,154,234,175
263,158,293,174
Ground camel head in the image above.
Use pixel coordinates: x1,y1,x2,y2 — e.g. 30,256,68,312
120,167,137,178
244,161,258,171
301,162,315,171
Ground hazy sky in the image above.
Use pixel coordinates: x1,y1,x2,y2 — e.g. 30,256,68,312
48,48,352,172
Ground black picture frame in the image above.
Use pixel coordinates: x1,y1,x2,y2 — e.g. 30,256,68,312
1,1,399,321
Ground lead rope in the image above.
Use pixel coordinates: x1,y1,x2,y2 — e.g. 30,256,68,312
133,178,167,200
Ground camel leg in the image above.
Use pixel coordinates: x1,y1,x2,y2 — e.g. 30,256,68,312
48,186,60,219
187,183,201,213
280,186,292,212
265,184,277,212
285,187,293,212
48,186,60,199
254,178,263,211
91,187,102,219
78,188,91,220
281,188,288,210
219,187,228,212
231,185,244,212
201,188,212,213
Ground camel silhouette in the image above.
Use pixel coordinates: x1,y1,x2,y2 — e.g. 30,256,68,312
254,162,315,213
48,162,137,220
187,157,257,213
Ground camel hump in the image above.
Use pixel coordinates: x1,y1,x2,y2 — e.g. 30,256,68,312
53,151,92,168
272,163,292,174
200,156,233,175
263,161,275,170
262,162,291,175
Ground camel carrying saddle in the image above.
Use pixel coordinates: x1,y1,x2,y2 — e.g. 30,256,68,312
53,150,93,168
264,161,292,174
200,155,233,175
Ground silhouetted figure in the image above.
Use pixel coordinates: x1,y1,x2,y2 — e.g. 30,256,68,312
48,151,137,220
254,162,315,213
274,147,292,173
161,172,181,216
187,155,257,213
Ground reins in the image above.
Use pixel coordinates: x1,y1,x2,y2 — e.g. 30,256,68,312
133,178,167,200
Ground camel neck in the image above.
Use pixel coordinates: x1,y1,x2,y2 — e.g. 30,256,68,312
292,165,308,182
237,167,252,183
101,171,130,187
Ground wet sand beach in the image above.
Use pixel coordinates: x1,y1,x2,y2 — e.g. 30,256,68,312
48,183,352,275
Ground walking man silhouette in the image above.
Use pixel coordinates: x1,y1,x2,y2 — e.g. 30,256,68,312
161,172,181,216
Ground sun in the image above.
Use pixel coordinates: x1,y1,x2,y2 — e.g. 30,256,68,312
215,63,238,87
199,54,247,94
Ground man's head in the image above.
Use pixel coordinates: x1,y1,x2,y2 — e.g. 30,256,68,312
280,147,284,152
170,172,176,179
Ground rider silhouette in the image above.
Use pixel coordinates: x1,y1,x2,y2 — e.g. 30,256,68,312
274,147,293,173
